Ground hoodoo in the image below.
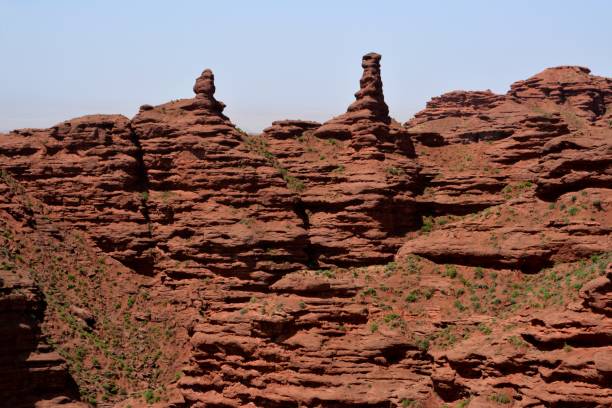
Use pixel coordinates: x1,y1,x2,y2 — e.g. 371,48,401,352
313,52,412,152
192,68,227,114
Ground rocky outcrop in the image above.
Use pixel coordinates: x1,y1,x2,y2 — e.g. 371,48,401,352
430,264,612,408
130,69,308,284
0,115,154,273
0,169,192,407
179,268,435,407
535,130,612,199
399,189,612,271
509,66,612,123
397,66,611,406
404,65,612,249
261,53,419,267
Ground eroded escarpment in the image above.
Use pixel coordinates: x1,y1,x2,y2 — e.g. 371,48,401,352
392,65,612,407
0,57,610,407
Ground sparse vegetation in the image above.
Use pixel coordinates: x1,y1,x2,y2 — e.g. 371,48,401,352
508,335,527,348
478,323,492,335
490,393,511,404
386,166,404,176
242,134,307,192
405,290,419,303
456,398,472,408
421,217,433,233
454,299,466,312
401,399,422,408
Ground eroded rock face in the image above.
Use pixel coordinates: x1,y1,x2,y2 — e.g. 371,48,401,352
535,129,612,198
399,189,612,272
0,115,154,273
508,66,612,122
261,53,419,267
172,55,427,407
403,66,612,268
430,265,612,408
0,178,84,408
131,69,308,283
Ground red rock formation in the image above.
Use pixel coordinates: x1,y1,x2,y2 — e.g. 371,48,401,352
428,262,612,408
261,53,419,267
0,60,610,408
0,115,154,273
509,66,612,122
0,171,191,407
536,128,612,199
405,65,612,213
399,188,611,271
0,177,85,408
395,67,611,406
130,69,308,284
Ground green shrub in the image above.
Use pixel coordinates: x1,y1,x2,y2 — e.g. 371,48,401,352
423,288,434,300
454,300,466,312
421,217,433,233
405,290,419,303
384,261,397,274
508,335,527,348
386,166,404,176
445,265,458,279
478,323,492,335
416,337,430,352
456,398,472,408
361,287,377,297
143,389,158,404
490,393,511,404
401,399,422,407
384,313,400,323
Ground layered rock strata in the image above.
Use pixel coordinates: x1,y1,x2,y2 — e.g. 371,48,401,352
130,68,308,284
0,58,610,408
261,53,420,267
0,115,154,273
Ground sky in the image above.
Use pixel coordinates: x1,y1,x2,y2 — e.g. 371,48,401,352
1,1,611,133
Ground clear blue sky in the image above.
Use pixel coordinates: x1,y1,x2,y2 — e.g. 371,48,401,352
1,0,611,132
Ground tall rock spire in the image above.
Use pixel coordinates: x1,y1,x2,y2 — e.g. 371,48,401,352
313,53,412,153
347,52,389,119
